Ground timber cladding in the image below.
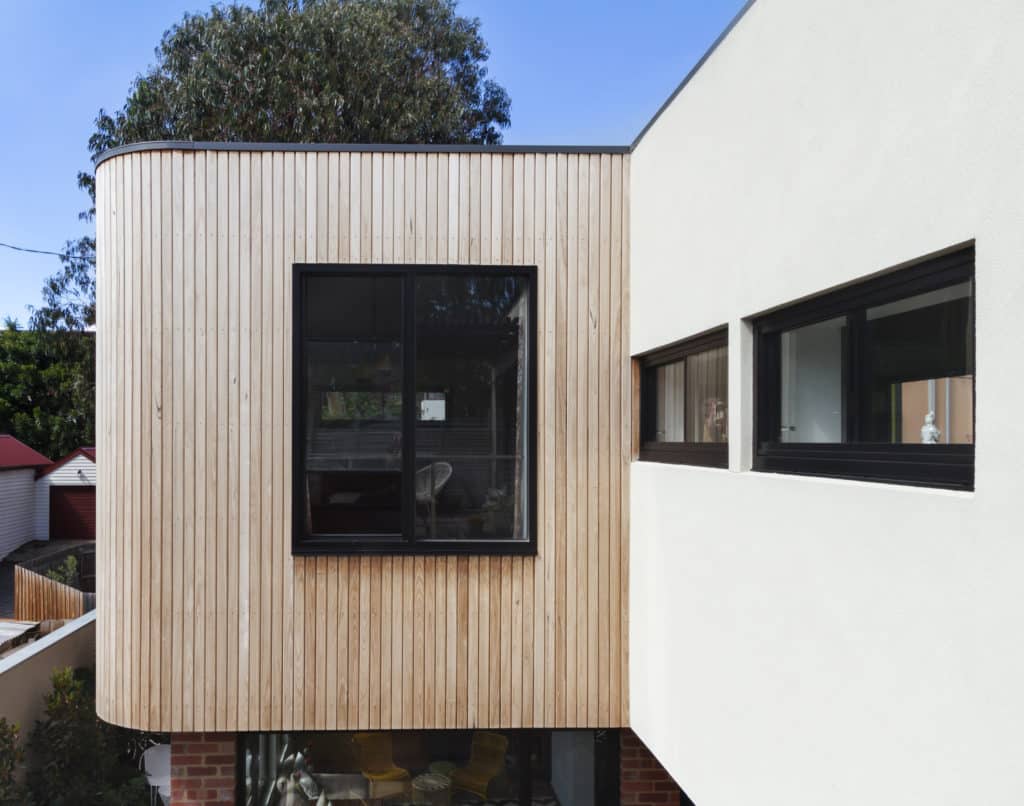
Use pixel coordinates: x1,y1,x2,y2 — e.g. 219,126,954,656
95,146,630,732
14,565,90,621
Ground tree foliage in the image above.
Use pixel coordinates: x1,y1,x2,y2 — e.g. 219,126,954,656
28,235,96,333
0,717,24,804
26,0,508,454
25,668,150,806
0,328,95,459
45,555,81,588
89,0,510,153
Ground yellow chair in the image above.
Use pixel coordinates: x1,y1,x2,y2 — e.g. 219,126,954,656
354,732,411,788
451,731,508,800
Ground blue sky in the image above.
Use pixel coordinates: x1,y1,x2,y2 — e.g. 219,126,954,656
0,0,745,326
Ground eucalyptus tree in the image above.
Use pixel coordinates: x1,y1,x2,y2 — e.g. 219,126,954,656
36,0,510,330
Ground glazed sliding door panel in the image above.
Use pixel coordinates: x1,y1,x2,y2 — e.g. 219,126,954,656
94,145,630,733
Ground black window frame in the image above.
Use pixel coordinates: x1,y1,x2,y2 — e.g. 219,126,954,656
637,326,729,468
753,244,975,491
293,263,538,556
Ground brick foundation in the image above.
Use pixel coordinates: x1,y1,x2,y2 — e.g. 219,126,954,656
170,732,237,806
620,729,685,806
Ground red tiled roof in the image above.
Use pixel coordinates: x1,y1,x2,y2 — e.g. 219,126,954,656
37,446,96,479
0,435,51,470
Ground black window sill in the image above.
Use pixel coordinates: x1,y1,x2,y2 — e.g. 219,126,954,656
754,443,974,491
637,442,728,469
293,536,538,557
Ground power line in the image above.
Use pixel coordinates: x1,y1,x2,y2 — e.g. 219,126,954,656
0,241,92,260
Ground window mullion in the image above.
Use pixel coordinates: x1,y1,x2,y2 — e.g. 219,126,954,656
402,270,417,543
844,311,865,443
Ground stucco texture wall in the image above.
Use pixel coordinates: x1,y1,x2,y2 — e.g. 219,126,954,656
629,1,1024,804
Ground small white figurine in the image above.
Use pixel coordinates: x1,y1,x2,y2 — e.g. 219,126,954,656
921,411,941,444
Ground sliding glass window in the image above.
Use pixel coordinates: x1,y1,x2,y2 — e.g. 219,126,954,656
294,265,536,555
638,328,728,467
754,245,974,489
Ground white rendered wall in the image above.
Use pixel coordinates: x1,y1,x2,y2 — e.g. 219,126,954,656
0,469,37,558
629,1,1024,804
0,612,96,737
33,455,95,541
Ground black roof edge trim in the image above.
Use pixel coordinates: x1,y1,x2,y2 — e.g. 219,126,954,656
93,140,630,166
630,0,758,150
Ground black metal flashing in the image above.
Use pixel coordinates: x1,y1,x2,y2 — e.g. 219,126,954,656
630,0,758,150
93,140,630,166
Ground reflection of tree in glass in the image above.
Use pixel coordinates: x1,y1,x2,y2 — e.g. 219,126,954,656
321,391,401,422
416,276,524,327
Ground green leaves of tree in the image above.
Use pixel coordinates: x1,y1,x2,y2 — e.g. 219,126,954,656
23,668,151,806
0,329,95,459
23,0,509,459
89,0,510,155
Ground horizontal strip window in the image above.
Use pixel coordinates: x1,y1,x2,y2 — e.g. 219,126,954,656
239,729,622,806
753,245,975,490
637,327,729,468
293,264,537,555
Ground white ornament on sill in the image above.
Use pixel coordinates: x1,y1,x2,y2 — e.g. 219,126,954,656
921,411,941,444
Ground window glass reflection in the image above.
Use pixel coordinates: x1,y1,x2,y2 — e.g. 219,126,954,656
776,279,974,445
864,281,973,444
241,729,618,806
303,275,403,536
414,274,530,541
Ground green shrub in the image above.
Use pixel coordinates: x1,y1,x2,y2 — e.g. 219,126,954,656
45,555,80,588
24,667,149,806
0,717,24,804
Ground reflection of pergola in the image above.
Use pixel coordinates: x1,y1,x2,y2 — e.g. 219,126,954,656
417,323,521,489
305,289,530,538
416,291,528,538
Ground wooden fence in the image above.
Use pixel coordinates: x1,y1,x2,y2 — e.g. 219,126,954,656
14,565,94,621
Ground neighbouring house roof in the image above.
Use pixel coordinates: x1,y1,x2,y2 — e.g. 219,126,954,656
37,447,96,479
0,435,51,470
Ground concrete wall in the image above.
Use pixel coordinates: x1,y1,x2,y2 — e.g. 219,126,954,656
0,611,96,734
629,1,1024,804
0,468,37,558
34,454,96,541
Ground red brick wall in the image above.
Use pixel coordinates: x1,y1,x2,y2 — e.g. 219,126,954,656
620,729,684,806
170,732,237,806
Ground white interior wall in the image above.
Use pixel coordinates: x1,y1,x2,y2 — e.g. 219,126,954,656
0,469,37,558
629,1,1024,804
780,318,844,443
34,455,96,541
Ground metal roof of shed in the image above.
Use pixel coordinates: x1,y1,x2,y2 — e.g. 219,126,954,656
0,435,51,470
